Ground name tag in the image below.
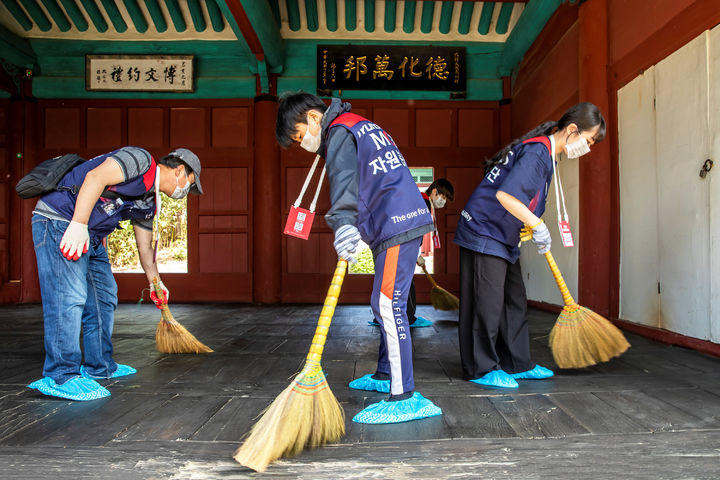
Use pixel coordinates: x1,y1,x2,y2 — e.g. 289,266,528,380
558,220,574,247
433,232,441,249
283,205,315,240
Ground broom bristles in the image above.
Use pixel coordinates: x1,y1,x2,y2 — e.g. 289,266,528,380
430,286,460,311
233,369,344,472
155,308,213,354
549,305,630,369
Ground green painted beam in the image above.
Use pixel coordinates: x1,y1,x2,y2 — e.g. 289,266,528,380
438,0,453,34
59,0,89,31
237,0,286,69
268,0,280,26
498,0,565,76
144,0,167,33
164,0,187,32
457,1,473,35
100,0,128,32
80,0,109,32
495,2,514,35
419,1,433,34
364,0,374,33
383,0,396,33
2,0,33,31
305,0,318,32
205,0,225,32
121,0,148,32
286,0,300,31
187,0,206,31
325,0,337,31
478,2,494,35
40,0,71,31
19,0,52,31
402,0,415,34
0,23,36,67
345,0,356,31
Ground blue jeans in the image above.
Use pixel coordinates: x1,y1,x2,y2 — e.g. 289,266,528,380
32,214,118,384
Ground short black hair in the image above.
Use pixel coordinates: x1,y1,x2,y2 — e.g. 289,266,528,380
427,178,454,201
158,154,191,176
276,91,328,148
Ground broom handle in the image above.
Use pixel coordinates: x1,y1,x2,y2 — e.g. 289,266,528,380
306,259,348,364
543,252,577,307
151,277,172,315
420,264,439,288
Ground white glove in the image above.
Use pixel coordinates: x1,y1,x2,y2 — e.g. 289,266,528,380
333,224,361,263
416,255,426,266
531,220,552,254
59,221,90,261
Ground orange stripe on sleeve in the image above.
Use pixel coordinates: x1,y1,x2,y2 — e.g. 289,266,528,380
381,245,399,298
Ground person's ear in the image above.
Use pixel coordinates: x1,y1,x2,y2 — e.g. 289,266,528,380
566,123,579,136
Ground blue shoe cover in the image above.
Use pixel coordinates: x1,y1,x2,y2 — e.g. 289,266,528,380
352,392,442,424
410,317,432,328
348,374,390,393
81,364,137,379
511,365,554,380
470,370,519,389
368,319,381,327
27,376,110,401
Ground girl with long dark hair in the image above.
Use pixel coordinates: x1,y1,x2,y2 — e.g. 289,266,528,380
454,102,606,388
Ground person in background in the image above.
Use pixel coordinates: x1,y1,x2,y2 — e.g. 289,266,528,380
276,91,442,424
370,178,455,328
28,147,203,401
454,102,605,388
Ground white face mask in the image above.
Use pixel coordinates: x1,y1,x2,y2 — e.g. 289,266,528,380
171,171,191,199
300,114,322,153
433,197,446,209
565,134,591,159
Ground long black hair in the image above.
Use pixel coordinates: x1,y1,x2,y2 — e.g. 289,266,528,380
485,102,606,172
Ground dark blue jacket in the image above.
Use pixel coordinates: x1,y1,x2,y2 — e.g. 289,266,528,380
39,149,157,243
320,99,433,254
454,138,553,260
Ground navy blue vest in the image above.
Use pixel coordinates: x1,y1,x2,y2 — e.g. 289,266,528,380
455,137,553,248
327,113,433,251
40,149,157,243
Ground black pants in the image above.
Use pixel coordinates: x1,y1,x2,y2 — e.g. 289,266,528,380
458,247,534,380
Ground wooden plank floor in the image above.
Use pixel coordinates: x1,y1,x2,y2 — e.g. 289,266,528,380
0,303,719,479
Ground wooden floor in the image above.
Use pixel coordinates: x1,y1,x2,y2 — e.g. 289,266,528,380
1,303,720,479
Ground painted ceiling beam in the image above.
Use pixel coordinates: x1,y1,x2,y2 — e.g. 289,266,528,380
364,0,374,33
205,0,225,32
100,0,128,32
79,0,109,32
402,0,415,33
2,0,34,31
187,0,206,32
219,1,285,70
345,0,356,31
59,0,89,31
384,0,396,32
498,0,564,75
19,0,52,31
121,0,148,33
0,23,37,68
478,2,494,35
420,1,434,34
457,1,474,34
495,2,515,34
164,0,187,32
144,0,168,33
40,0,72,31
305,0,319,32
326,0,338,32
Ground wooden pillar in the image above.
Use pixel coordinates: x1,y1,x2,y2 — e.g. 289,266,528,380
577,0,612,316
252,95,281,303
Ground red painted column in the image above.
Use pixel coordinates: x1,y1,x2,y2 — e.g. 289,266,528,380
252,95,281,303
578,0,613,316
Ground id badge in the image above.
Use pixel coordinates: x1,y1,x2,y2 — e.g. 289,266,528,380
283,205,315,240
432,232,441,249
558,220,574,247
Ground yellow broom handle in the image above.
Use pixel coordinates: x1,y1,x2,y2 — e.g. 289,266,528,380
306,259,348,364
420,264,439,288
543,252,576,307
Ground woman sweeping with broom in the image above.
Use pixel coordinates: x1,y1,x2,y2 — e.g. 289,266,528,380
454,102,605,388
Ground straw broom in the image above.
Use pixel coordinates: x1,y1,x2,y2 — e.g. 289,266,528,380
233,259,347,472
543,251,630,368
152,278,213,354
420,264,459,311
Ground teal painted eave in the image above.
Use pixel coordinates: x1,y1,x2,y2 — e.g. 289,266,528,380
498,0,566,76
0,23,37,68
238,0,285,68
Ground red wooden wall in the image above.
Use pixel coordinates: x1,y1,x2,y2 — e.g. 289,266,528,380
280,100,500,303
